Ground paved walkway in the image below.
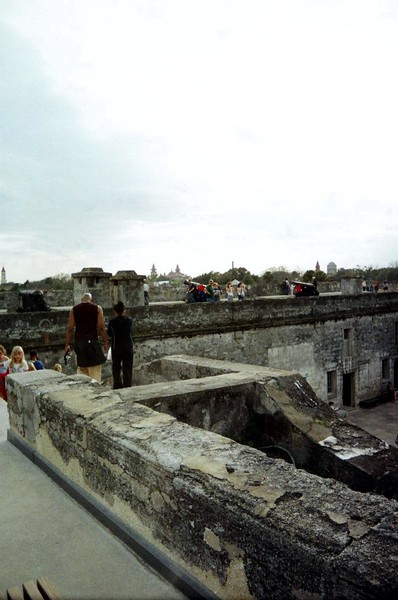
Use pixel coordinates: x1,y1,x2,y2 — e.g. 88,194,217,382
345,399,398,447
0,399,187,599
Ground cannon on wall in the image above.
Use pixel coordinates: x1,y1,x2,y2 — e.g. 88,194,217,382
17,290,51,312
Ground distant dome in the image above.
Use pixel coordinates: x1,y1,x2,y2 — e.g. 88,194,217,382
327,261,337,275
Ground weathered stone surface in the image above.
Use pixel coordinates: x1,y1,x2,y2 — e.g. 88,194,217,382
2,291,398,406
129,356,398,499
6,359,398,599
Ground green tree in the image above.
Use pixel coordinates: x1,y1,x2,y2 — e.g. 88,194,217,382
302,269,327,282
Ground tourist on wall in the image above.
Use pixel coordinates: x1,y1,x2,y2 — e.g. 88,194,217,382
281,278,290,295
65,292,108,383
0,345,9,400
196,283,207,302
143,281,149,305
5,346,30,374
237,282,246,300
29,350,45,370
206,280,215,302
185,280,196,303
226,282,234,302
213,282,222,301
2,345,31,400
107,300,133,389
184,280,210,303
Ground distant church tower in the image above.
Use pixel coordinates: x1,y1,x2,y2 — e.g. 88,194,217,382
1,267,6,285
315,261,320,272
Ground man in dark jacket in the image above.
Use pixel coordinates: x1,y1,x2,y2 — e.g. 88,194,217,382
107,300,133,389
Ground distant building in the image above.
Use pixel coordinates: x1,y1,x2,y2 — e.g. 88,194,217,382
150,264,158,279
1,267,6,285
327,261,337,276
165,265,191,282
150,264,191,282
315,261,321,272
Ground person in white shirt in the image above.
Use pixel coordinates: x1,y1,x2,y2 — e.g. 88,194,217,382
5,345,30,373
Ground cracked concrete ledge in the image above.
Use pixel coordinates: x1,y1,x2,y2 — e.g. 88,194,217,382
5,362,398,599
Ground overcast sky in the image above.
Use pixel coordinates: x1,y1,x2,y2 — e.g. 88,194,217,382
1,0,398,283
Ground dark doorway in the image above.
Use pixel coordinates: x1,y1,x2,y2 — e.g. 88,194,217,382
394,358,398,389
342,373,354,406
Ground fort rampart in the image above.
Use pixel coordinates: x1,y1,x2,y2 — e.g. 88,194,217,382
6,361,398,599
1,292,398,407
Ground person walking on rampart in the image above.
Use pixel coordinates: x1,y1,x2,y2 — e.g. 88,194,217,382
205,280,215,302
65,292,108,383
143,281,149,305
185,280,197,303
213,282,222,301
237,282,246,300
107,300,133,389
281,278,290,295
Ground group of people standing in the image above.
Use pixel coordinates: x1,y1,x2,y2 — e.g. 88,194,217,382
65,293,133,390
0,293,134,400
185,279,221,303
1,276,253,396
362,280,390,293
0,346,45,400
185,279,246,303
281,277,318,296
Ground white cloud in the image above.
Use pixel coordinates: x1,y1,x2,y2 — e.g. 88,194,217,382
1,0,398,282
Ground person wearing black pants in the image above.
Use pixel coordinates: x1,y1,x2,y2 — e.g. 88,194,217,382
107,300,133,389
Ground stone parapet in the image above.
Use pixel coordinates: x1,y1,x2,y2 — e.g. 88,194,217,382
1,291,398,406
6,365,398,599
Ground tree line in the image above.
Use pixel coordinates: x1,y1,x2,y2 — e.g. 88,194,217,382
185,263,398,288
6,262,398,294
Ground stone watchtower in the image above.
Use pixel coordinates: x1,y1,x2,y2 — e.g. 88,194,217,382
341,276,363,295
110,270,147,308
71,267,112,308
72,267,147,308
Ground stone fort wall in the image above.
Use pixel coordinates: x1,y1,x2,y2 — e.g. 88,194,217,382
1,292,397,407
6,362,398,599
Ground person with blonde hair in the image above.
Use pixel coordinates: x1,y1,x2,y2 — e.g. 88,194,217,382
0,345,9,371
1,346,30,401
0,345,9,399
5,346,29,373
